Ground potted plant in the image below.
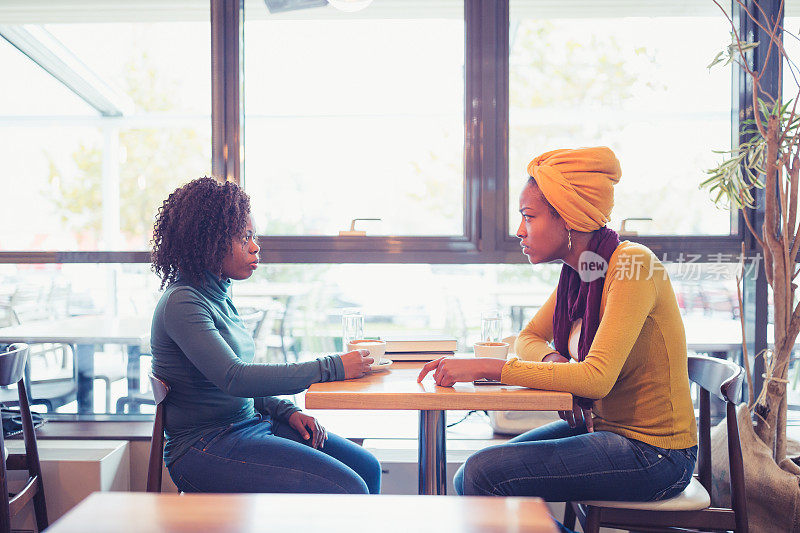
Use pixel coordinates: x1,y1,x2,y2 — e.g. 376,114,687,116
703,1,800,529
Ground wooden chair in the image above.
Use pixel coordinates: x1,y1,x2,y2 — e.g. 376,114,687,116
564,354,748,533
0,304,77,413
0,343,48,533
146,373,170,493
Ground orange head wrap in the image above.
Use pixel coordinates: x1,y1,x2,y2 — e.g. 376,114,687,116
526,146,622,232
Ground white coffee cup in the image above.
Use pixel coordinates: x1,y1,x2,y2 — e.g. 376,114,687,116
473,341,510,359
347,339,387,365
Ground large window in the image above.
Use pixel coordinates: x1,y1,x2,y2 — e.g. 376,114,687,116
508,3,734,236
0,6,211,251
0,2,211,418
242,2,465,237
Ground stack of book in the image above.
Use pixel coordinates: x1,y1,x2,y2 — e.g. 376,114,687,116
382,334,457,362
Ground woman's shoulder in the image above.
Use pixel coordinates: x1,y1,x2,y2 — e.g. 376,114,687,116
609,241,660,265
158,282,209,311
606,241,666,283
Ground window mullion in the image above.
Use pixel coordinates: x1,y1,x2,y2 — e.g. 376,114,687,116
467,0,509,254
211,0,240,184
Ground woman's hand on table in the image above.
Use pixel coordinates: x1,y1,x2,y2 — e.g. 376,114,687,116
541,353,594,433
288,411,328,449
416,357,506,387
340,349,374,379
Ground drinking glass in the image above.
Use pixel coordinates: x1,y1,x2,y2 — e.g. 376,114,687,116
342,308,364,350
481,310,503,343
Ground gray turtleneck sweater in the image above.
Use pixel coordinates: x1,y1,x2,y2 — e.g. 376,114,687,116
150,271,344,466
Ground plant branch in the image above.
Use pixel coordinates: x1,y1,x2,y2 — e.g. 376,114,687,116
777,157,792,315
779,89,800,147
740,192,768,251
786,153,798,237
788,299,800,343
739,0,784,65
715,1,761,80
789,155,800,264
737,242,756,407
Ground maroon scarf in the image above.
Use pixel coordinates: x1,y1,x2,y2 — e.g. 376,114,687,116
552,226,620,409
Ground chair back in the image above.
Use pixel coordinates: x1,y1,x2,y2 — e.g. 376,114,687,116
688,355,744,404
146,373,170,493
687,355,747,533
0,344,48,532
0,305,20,329
0,344,29,387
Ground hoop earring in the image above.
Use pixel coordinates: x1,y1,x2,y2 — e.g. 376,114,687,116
567,228,572,251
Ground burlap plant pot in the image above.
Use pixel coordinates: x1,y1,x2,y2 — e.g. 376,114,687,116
710,404,800,532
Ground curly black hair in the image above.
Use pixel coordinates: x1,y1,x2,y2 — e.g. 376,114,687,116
151,177,251,290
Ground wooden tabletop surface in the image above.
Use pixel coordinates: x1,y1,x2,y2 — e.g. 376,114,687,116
306,361,572,411
47,492,558,533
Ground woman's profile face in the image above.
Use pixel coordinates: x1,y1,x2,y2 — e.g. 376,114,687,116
517,182,569,265
221,214,260,281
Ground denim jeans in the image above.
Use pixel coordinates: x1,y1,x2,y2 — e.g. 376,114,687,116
168,415,381,494
454,420,696,533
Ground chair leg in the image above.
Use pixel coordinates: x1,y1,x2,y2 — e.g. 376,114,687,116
563,502,577,530
0,430,11,533
103,379,111,413
115,397,128,414
17,374,48,532
583,506,600,533
32,486,48,531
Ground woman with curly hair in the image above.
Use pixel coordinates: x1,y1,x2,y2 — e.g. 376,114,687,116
149,176,380,494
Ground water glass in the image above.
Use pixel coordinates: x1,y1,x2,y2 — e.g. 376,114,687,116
481,310,503,343
342,308,364,349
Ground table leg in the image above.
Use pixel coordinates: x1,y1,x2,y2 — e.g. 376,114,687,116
418,410,446,495
279,296,293,363
76,344,94,414
125,345,142,414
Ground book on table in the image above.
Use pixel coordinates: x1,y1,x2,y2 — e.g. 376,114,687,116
382,334,458,354
388,351,455,362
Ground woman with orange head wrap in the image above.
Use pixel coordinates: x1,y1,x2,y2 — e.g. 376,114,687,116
419,148,697,530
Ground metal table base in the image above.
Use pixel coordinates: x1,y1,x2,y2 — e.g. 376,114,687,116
418,410,447,495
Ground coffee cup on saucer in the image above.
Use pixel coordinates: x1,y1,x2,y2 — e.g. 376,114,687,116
347,339,387,366
473,341,510,359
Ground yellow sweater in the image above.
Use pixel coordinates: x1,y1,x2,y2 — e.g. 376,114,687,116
502,241,698,450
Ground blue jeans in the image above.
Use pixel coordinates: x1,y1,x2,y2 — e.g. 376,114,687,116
454,421,696,532
168,415,381,494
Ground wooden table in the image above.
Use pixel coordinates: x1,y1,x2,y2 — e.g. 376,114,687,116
47,492,558,533
306,361,572,495
0,315,150,414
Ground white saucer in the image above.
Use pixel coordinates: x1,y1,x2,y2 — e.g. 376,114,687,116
370,359,393,371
